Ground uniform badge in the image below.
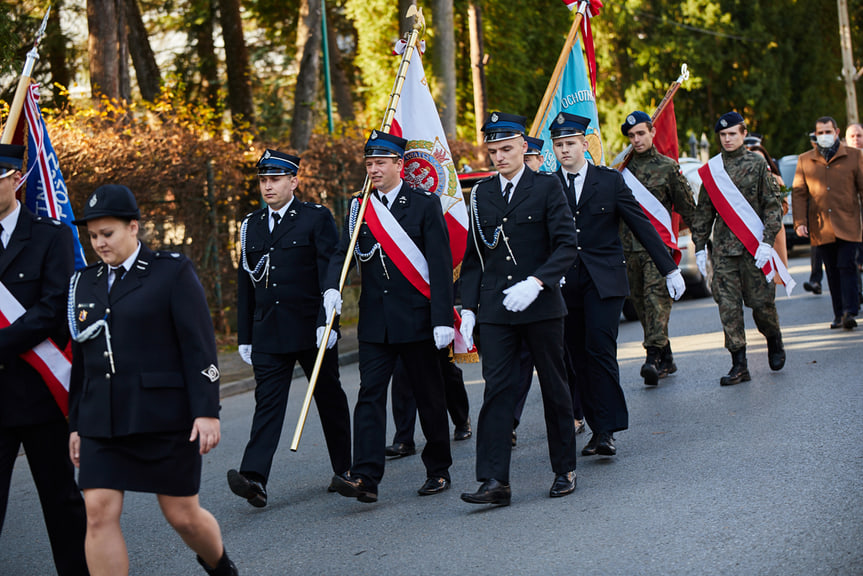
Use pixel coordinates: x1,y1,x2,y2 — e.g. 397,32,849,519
557,113,565,124
398,195,407,205
263,150,271,160
289,209,297,217
201,364,220,382
627,115,635,126
370,131,378,140
720,119,728,127
89,194,98,207
78,310,88,322
491,112,499,122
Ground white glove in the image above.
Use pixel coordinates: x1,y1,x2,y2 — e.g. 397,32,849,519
502,277,543,312
316,326,337,349
323,289,342,319
665,268,686,301
459,310,476,349
754,242,772,269
433,326,455,350
238,344,253,365
695,250,708,278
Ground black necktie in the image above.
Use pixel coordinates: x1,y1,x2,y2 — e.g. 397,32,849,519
381,194,389,208
502,182,513,203
567,172,579,204
271,212,281,234
109,266,125,292
0,223,5,255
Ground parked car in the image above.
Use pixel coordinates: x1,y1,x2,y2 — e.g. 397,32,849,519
777,154,807,249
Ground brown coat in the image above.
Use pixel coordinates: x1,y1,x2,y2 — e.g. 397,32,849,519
792,144,863,246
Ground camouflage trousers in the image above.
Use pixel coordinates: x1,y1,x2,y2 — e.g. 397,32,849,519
626,250,672,348
711,252,781,352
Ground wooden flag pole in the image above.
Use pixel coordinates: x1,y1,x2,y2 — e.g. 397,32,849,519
1,7,50,144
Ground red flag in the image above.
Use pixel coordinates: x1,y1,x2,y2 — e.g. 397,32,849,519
652,98,679,161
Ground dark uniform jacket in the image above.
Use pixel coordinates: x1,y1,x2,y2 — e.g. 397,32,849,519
327,183,453,344
461,169,577,324
68,244,220,438
0,206,73,427
555,163,677,301
238,200,338,354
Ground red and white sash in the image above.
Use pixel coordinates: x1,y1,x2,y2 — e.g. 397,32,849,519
361,194,431,298
621,167,681,265
698,154,796,296
0,281,70,415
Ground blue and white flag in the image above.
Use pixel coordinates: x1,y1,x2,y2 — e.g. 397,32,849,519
535,37,604,171
21,84,87,269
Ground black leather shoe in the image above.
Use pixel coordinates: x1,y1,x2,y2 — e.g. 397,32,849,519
197,548,238,576
766,334,786,371
804,281,822,294
328,471,350,493
640,346,661,386
830,316,843,329
460,479,511,506
842,313,857,330
417,476,450,496
596,432,616,456
549,471,576,498
720,348,750,386
227,469,267,508
331,472,378,503
385,442,416,458
454,418,472,441
582,433,599,456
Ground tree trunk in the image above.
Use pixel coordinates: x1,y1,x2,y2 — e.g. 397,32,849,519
398,0,416,36
431,0,456,139
191,0,220,111
116,0,131,102
45,0,71,107
125,0,161,101
290,0,322,152
217,0,255,129
468,1,488,163
87,0,120,100
327,6,354,123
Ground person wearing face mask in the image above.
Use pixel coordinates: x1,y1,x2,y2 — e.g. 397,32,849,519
793,116,863,330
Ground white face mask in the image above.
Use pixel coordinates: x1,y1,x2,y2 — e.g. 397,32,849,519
816,133,836,148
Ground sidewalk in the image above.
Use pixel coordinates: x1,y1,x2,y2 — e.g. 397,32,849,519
217,325,360,398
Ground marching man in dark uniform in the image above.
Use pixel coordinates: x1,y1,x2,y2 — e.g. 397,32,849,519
550,112,685,458
68,185,237,576
692,112,786,385
620,110,696,385
227,150,351,507
0,144,89,575
327,130,454,503
459,112,579,506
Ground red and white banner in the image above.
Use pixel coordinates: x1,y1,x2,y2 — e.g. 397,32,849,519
391,41,468,272
621,168,681,265
0,281,70,415
698,154,796,296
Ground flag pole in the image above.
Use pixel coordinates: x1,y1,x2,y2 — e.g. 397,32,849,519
1,7,50,144
290,6,426,452
616,64,690,171
528,1,587,138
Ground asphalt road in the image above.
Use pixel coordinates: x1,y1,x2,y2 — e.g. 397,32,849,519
2,253,862,576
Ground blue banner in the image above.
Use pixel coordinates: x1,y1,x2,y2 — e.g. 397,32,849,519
536,37,604,171
23,88,87,270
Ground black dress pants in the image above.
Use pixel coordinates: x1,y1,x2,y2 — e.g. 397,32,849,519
354,340,451,486
818,239,861,318
241,347,351,481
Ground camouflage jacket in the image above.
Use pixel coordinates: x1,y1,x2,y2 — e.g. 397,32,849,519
620,146,697,253
691,146,782,256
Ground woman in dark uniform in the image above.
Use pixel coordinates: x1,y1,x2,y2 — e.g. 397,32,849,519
67,185,237,576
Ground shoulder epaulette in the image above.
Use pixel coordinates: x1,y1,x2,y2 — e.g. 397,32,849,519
154,251,184,260
34,216,62,226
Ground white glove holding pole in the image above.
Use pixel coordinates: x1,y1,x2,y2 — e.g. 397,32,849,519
323,289,342,319
459,310,476,350
433,326,455,350
665,268,686,301
316,326,337,350
502,277,543,312
754,242,772,269
238,344,253,365
695,250,708,278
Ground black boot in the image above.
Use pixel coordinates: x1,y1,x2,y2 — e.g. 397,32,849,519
658,342,677,378
766,334,786,371
197,548,238,576
720,348,750,386
640,346,662,386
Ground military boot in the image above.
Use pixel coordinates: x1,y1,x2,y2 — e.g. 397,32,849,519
197,549,239,576
720,348,750,386
658,342,677,378
640,346,662,386
766,334,786,371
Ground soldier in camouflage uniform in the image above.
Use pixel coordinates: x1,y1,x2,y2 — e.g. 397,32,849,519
620,111,697,386
691,112,786,386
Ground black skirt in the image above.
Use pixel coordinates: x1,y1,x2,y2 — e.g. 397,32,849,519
78,431,202,496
